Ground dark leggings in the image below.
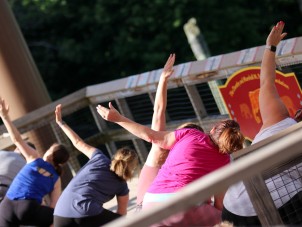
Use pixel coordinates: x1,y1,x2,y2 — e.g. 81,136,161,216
0,196,54,227
222,191,302,226
54,209,121,227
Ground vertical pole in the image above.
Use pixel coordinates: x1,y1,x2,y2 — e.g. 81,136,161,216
183,18,228,114
244,175,283,226
0,1,55,152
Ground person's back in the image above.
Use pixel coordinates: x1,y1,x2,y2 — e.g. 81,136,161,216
54,104,138,227
54,149,129,218
148,128,230,194
0,150,26,202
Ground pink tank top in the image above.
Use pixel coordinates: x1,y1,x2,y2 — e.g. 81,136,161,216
148,128,230,193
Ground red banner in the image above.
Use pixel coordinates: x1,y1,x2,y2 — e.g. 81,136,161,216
219,67,302,141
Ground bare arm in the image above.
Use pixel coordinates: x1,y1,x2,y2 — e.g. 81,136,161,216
49,178,62,208
259,21,288,130
0,98,39,162
116,194,129,215
151,53,175,131
55,104,96,159
96,102,176,149
213,192,226,210
146,54,175,166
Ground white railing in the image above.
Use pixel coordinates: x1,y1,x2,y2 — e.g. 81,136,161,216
104,122,302,227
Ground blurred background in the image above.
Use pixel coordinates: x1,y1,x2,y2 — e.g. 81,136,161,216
8,0,302,100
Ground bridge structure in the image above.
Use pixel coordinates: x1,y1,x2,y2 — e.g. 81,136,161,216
1,17,302,224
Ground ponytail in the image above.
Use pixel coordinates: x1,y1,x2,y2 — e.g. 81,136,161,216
49,143,70,176
53,163,63,176
210,120,245,154
110,147,138,181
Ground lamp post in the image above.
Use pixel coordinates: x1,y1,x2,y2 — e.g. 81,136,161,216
183,18,227,114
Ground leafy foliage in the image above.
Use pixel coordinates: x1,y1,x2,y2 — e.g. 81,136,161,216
8,0,302,100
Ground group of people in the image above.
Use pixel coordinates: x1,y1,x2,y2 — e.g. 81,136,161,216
0,21,301,227
0,97,139,227
97,53,245,227
97,21,302,226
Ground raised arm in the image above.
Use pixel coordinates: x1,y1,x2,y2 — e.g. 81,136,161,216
146,54,175,166
96,102,176,149
151,53,175,131
259,21,288,130
0,98,39,162
55,104,96,159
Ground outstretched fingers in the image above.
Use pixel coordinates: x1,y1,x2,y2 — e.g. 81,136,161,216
55,104,63,123
267,21,287,46
162,53,175,78
166,54,175,69
97,102,120,122
0,98,9,117
165,53,175,68
96,103,109,120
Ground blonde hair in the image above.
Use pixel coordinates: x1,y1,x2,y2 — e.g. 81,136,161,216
110,147,138,181
210,119,245,154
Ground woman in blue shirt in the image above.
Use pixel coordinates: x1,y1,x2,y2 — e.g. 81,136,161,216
53,104,139,227
0,97,70,227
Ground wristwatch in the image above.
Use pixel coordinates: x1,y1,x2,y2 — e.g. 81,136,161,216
265,45,276,52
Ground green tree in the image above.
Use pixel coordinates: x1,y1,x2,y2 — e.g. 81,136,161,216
8,0,302,100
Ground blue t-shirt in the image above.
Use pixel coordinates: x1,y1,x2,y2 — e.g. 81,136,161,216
6,158,59,203
54,149,129,218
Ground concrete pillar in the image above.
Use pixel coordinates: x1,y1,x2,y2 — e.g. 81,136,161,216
0,1,74,187
0,1,53,152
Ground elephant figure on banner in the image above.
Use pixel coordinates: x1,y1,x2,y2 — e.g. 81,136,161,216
240,103,253,119
249,89,296,124
249,89,261,124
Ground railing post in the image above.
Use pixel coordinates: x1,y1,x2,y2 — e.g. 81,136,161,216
89,104,117,158
244,174,283,226
115,98,148,163
183,84,207,122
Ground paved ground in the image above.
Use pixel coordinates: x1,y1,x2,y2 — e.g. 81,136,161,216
103,174,139,215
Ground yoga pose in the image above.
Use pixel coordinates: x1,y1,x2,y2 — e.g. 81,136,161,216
136,53,176,211
0,97,70,227
222,21,302,226
54,104,139,227
97,91,245,225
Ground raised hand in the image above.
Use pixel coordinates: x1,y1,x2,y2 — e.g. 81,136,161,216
0,98,9,119
161,53,175,79
266,21,287,47
55,104,64,125
96,102,122,122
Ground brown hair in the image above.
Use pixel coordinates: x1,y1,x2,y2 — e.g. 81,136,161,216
210,119,245,154
110,147,138,181
50,143,70,176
